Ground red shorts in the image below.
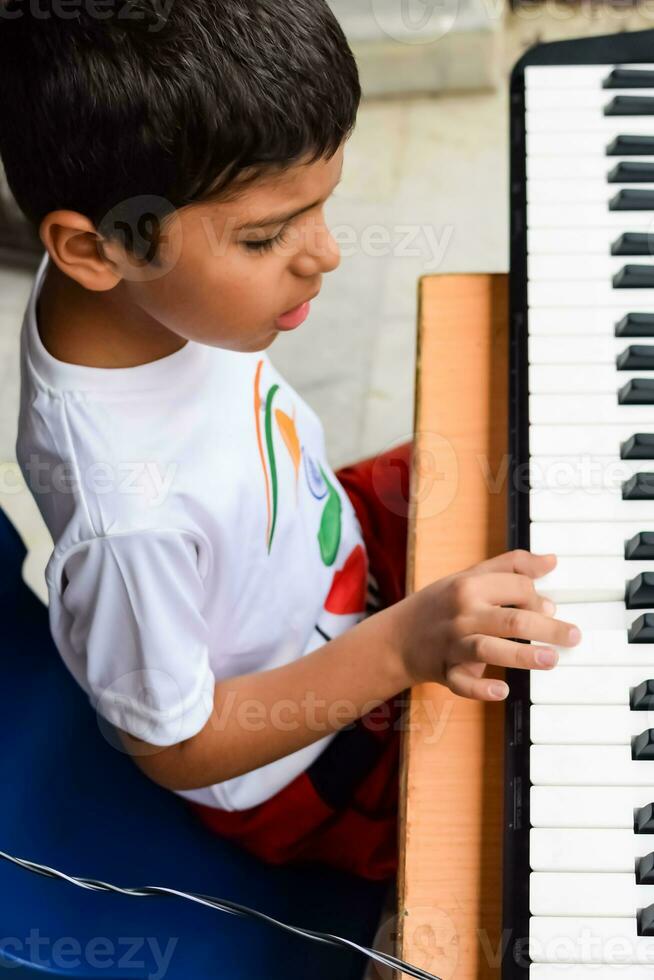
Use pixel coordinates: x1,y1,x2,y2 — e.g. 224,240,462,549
187,440,413,881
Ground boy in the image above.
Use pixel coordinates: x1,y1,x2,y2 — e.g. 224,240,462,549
2,0,580,882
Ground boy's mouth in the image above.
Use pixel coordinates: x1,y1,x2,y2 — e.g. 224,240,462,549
275,301,312,331
275,290,320,331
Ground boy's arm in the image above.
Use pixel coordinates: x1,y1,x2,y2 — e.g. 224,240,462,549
117,551,580,793
118,602,408,792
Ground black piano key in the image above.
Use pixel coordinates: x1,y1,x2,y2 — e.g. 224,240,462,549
622,434,654,459
615,313,654,337
611,233,654,256
629,614,654,643
603,69,654,89
613,265,654,288
626,532,654,559
636,803,654,833
609,163,654,184
631,679,654,710
610,189,654,211
604,96,654,116
619,379,654,404
624,474,654,499
632,728,654,760
626,572,654,609
639,904,654,936
617,346,654,370
637,852,654,884
607,135,654,156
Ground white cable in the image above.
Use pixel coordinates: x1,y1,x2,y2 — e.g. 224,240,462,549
0,849,442,980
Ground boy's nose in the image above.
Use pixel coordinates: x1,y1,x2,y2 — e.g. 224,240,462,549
320,230,341,274
292,226,340,278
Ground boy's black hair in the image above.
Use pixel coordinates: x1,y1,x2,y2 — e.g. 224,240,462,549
0,0,361,260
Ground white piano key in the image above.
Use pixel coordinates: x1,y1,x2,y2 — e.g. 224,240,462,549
530,255,654,281
527,88,654,111
530,282,654,307
530,828,653,872
531,969,654,980
530,394,654,426
530,456,652,491
529,226,654,255
530,915,654,965
530,487,654,523
528,204,654,229
539,557,654,602
530,365,645,394
529,335,634,364
527,112,654,135
530,521,654,556
531,785,654,828
530,425,644,456
531,667,654,706
529,181,654,206
552,630,654,667
531,705,654,745
529,308,648,336
528,131,654,156
525,65,654,90
529,156,654,181
561,602,641,631
531,744,654,784
531,872,654,917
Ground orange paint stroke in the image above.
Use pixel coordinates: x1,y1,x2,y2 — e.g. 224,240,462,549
275,406,301,504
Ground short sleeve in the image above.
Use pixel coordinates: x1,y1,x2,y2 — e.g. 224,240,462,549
53,530,216,747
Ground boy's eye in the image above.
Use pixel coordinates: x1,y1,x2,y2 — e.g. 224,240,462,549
242,227,290,254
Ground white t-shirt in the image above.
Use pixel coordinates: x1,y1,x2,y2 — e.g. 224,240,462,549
15,252,378,811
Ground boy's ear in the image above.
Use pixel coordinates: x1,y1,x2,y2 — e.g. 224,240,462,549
39,209,122,292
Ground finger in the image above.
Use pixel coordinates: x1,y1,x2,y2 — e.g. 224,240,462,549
469,549,557,580
476,606,581,647
472,572,554,612
446,662,509,702
462,635,559,671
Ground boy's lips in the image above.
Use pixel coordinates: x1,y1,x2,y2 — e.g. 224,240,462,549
275,291,320,331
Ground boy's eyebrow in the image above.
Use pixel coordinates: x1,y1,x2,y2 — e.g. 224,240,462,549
235,171,344,231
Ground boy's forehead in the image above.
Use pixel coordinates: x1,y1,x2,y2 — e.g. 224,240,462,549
218,146,344,225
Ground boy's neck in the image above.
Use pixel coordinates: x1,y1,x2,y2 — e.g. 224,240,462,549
36,260,189,369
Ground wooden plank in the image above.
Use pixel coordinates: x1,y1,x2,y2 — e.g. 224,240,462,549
398,274,509,980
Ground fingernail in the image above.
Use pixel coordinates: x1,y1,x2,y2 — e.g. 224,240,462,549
489,683,509,700
568,627,582,645
535,650,557,667
543,599,556,616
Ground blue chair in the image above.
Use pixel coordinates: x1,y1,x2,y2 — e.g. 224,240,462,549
0,509,388,978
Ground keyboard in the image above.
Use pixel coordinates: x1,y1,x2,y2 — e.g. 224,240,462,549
505,28,654,980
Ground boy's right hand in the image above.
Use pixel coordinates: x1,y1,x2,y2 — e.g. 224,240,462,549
391,550,581,701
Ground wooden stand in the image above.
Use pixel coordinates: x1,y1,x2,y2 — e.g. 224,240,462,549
398,274,509,980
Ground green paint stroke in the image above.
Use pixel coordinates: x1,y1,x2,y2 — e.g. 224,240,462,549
264,384,280,553
317,465,342,566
